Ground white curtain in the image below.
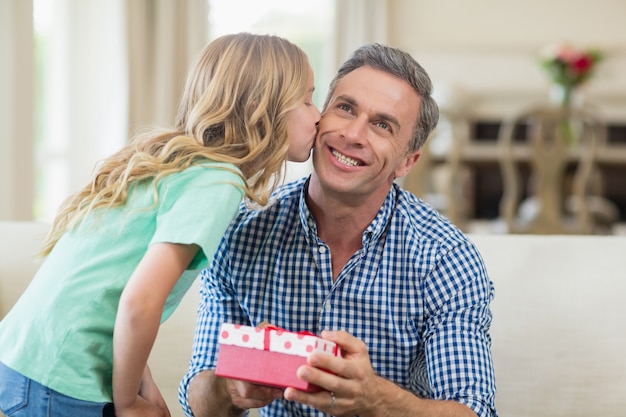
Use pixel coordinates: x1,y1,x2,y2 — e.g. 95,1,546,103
0,0,34,220
33,0,128,220
4,0,209,221
125,0,209,134
334,0,388,66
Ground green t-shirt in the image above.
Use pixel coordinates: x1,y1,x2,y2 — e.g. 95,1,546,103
0,162,244,402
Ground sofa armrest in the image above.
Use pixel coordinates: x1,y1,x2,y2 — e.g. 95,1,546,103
0,221,49,319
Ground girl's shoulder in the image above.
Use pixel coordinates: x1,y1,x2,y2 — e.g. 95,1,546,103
165,162,244,185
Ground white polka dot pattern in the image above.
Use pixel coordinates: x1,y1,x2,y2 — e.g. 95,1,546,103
218,323,340,358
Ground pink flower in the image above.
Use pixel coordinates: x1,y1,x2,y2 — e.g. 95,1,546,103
556,45,578,62
540,43,603,88
570,55,592,74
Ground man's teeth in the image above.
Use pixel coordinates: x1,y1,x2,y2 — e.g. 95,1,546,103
332,150,359,167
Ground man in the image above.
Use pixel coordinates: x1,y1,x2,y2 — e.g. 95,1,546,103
179,43,497,417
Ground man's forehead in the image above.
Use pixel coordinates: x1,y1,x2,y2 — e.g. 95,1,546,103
333,66,417,99
329,66,420,124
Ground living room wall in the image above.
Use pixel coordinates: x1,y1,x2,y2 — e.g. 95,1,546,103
388,0,626,120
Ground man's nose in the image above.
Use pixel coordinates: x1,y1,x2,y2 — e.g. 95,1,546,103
341,116,368,143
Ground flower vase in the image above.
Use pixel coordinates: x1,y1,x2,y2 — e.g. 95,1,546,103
549,83,580,108
549,83,578,145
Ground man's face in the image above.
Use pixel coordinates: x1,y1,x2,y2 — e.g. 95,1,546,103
313,66,421,202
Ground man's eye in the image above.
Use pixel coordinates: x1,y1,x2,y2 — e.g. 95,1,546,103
338,103,351,112
376,121,391,131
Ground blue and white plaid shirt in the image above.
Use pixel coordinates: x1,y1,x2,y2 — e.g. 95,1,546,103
180,178,497,417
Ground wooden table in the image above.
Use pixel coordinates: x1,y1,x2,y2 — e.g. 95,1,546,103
428,142,626,220
431,142,626,166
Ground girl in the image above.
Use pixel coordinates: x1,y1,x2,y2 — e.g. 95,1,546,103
0,33,320,417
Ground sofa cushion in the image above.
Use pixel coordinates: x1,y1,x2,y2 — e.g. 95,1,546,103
469,234,626,417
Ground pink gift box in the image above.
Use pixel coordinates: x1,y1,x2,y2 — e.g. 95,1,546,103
215,323,341,392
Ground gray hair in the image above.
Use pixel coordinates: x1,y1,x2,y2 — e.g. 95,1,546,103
324,43,439,152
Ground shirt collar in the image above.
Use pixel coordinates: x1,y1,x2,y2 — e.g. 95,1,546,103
298,180,398,245
298,178,317,239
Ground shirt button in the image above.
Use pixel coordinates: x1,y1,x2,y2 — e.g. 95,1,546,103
324,301,331,311
318,246,327,253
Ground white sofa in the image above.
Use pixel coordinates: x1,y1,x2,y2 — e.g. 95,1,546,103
2,221,626,417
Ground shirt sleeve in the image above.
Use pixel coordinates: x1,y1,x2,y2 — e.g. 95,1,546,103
421,239,498,417
152,164,245,269
178,229,251,417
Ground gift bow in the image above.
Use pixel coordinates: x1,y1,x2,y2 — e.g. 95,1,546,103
259,324,317,351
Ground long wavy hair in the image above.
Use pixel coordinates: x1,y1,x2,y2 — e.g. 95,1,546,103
41,33,311,256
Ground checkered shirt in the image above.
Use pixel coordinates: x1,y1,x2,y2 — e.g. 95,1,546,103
179,178,497,417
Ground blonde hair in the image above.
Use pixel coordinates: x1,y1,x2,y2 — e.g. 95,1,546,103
41,33,311,256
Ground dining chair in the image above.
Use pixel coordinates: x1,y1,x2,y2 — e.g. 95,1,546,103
402,109,470,229
497,105,618,234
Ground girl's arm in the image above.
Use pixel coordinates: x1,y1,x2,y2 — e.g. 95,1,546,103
139,364,169,412
113,242,199,417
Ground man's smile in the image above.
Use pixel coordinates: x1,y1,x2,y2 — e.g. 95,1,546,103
331,149,363,167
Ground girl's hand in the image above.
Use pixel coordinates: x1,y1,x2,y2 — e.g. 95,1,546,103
139,365,171,417
115,395,169,417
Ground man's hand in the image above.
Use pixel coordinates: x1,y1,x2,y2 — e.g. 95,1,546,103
225,378,285,410
283,330,477,417
188,370,283,417
283,330,381,416
224,321,286,409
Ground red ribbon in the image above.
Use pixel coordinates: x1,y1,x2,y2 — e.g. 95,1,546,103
259,325,316,351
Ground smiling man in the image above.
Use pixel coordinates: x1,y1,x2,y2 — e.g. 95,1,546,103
179,43,498,417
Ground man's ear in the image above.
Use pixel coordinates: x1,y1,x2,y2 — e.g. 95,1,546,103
394,150,421,179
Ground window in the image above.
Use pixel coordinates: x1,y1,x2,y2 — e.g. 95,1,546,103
208,0,335,109
31,1,335,220
33,0,127,221
208,0,336,182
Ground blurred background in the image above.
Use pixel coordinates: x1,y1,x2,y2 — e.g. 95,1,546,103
2,0,625,234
